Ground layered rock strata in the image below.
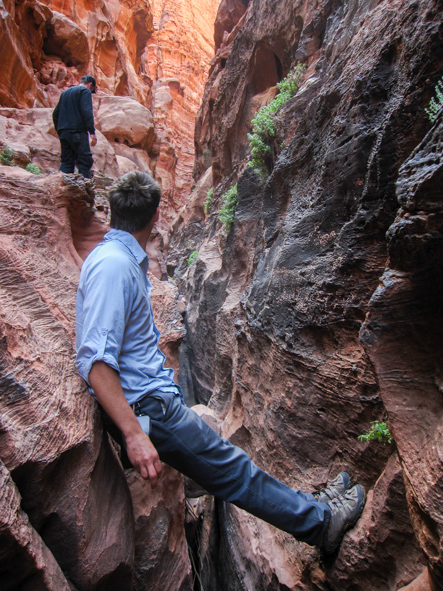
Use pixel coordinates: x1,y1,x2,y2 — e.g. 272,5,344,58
169,0,443,588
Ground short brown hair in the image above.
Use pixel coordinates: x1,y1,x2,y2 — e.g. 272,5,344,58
108,171,161,233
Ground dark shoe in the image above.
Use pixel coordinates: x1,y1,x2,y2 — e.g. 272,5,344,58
312,472,351,503
320,484,365,554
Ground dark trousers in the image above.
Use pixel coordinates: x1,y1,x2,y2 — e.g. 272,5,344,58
109,390,331,547
58,130,93,178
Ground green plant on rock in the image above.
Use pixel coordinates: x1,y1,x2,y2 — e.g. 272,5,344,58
1,146,14,166
425,76,443,123
187,249,198,265
26,163,41,175
247,63,305,179
218,183,238,234
205,187,213,215
358,420,392,445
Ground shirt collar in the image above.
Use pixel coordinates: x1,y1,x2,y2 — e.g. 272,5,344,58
104,229,149,271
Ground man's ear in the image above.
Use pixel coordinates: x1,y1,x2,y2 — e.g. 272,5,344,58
153,208,160,223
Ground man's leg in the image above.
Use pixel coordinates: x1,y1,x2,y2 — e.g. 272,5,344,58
69,131,94,179
137,391,331,547
58,131,76,174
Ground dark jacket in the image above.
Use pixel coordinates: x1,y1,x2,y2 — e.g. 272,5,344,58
53,85,95,135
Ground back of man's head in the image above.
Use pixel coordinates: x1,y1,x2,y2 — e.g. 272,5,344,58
108,171,161,234
80,75,97,93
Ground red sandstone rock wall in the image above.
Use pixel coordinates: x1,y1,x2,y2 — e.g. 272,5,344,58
0,0,219,258
0,171,190,590
169,0,443,589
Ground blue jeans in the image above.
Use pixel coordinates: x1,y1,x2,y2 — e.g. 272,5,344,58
136,390,331,547
58,130,93,178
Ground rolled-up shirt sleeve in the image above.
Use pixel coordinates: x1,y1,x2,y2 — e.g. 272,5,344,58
76,255,132,384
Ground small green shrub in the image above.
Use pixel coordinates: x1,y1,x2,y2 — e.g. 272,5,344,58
218,183,238,234
204,187,213,214
1,146,14,166
187,249,198,265
425,76,443,123
247,63,305,179
358,421,392,444
25,163,41,175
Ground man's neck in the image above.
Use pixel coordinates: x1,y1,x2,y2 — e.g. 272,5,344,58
131,221,154,251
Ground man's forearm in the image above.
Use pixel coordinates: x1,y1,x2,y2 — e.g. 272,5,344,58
88,360,140,438
88,360,162,486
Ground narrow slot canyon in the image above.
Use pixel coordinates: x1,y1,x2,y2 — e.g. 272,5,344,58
0,1,442,590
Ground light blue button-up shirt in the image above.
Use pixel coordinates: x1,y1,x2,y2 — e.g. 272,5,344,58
75,229,180,405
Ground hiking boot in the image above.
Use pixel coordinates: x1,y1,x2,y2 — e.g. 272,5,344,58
320,484,365,554
312,472,351,503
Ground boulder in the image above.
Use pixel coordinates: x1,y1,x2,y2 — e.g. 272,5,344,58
97,96,155,150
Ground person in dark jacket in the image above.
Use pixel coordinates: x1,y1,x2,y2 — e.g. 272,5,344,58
53,75,97,179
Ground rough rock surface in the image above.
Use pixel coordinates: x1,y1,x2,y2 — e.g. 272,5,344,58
170,0,443,588
362,110,443,588
0,170,189,589
0,173,134,589
96,95,155,150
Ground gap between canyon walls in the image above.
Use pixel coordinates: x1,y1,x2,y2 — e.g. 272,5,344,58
169,0,443,589
0,0,442,590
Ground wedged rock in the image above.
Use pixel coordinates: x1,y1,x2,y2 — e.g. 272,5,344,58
127,466,193,591
44,11,90,69
149,272,186,378
96,95,155,150
114,142,153,174
361,112,443,588
116,154,138,175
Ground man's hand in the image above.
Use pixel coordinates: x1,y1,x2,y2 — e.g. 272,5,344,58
125,431,162,487
90,134,97,147
88,361,162,488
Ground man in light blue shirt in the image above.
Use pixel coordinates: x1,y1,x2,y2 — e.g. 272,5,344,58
75,171,365,553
